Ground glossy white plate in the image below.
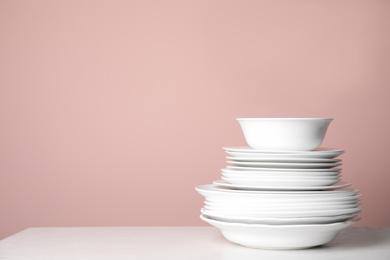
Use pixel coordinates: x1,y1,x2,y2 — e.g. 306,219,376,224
204,203,360,212
223,146,345,155
202,207,361,218
200,214,359,249
196,185,359,202
227,156,341,163
197,184,357,195
221,176,340,187
225,150,344,159
227,161,342,169
227,166,341,172
205,197,361,207
222,168,341,177
202,212,359,225
213,180,351,191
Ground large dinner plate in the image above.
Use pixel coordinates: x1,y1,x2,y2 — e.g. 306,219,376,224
227,161,342,169
213,180,351,191
226,156,341,163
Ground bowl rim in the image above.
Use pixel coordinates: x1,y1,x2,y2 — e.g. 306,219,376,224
200,214,360,228
236,118,333,121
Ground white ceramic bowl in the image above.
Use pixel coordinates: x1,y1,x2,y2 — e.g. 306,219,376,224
200,214,359,249
237,118,333,151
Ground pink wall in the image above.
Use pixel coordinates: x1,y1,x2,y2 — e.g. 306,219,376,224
1,0,390,239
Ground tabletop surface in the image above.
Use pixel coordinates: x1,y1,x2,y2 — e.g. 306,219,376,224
0,226,390,260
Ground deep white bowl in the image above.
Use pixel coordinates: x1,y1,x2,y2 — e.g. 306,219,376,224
200,214,359,249
237,118,333,151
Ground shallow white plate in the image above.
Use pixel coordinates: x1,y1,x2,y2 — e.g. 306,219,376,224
204,203,360,212
196,185,359,202
227,156,341,163
225,150,344,159
226,166,341,172
205,197,361,208
202,206,361,218
202,212,359,225
222,168,341,177
221,176,340,187
213,180,351,191
223,146,345,155
227,161,342,169
197,184,357,195
200,214,359,249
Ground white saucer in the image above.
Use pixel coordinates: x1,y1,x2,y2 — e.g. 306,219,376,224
221,176,340,187
227,161,342,169
225,150,344,159
223,146,344,156
226,166,341,172
213,180,351,191
222,168,341,177
226,157,341,163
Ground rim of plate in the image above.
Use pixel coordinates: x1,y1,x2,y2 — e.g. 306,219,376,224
200,214,360,228
226,157,342,162
213,180,351,191
223,147,345,154
226,166,342,172
196,184,358,195
227,161,342,167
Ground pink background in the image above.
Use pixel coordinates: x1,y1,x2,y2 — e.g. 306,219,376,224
1,0,390,239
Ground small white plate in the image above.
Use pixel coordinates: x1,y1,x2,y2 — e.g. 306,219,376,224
227,161,342,169
227,165,341,172
200,214,359,249
213,180,351,191
222,168,341,178
226,156,341,163
226,151,344,159
221,176,340,187
222,168,341,176
223,146,344,155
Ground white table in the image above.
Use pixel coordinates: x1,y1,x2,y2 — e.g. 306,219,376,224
0,227,389,259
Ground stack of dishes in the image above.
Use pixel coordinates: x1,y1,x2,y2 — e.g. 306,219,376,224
196,118,361,250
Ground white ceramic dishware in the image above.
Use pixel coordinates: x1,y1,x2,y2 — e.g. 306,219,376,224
225,150,344,159
213,180,350,191
223,146,344,157
222,168,340,177
226,166,341,172
227,161,342,169
204,203,359,212
202,206,361,218
201,210,359,225
236,118,333,151
226,157,341,163
204,198,361,208
221,176,340,187
221,168,341,177
202,212,359,225
200,214,359,249
196,185,359,200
